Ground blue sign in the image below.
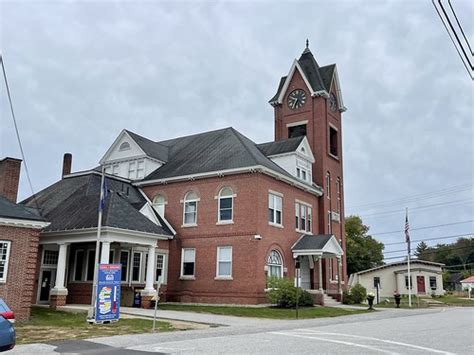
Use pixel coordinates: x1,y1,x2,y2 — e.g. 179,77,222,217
95,264,121,322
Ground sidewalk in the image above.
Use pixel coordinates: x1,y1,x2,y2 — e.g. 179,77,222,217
60,304,279,327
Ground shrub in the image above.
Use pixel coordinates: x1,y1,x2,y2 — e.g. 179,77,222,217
342,291,354,305
350,283,367,304
267,277,314,308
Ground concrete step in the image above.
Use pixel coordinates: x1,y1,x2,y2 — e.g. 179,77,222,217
323,294,341,306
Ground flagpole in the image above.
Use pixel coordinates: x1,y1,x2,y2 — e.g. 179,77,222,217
406,207,412,308
88,166,106,322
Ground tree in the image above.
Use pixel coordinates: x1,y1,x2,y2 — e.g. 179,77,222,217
415,241,430,259
345,215,384,275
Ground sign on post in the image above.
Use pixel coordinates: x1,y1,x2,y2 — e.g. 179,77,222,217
95,264,121,323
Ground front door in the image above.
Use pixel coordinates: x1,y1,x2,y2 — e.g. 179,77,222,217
417,276,425,294
39,270,55,302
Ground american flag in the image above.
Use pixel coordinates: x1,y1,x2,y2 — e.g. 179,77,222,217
405,210,411,254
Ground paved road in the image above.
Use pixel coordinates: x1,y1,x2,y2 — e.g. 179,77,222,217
11,307,474,354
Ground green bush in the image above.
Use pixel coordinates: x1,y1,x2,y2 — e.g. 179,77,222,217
350,283,367,304
267,277,314,308
342,291,354,305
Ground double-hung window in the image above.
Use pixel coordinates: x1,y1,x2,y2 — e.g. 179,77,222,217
0,241,11,283
132,252,142,282
405,276,413,289
86,250,96,281
374,277,381,289
268,193,283,226
218,187,233,222
295,202,312,232
183,191,198,225
336,177,341,213
120,251,129,282
128,161,136,179
181,248,195,277
153,194,166,217
429,276,437,289
156,254,165,282
216,246,232,278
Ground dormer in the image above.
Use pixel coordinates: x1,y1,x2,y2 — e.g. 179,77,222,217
257,136,315,185
99,129,169,180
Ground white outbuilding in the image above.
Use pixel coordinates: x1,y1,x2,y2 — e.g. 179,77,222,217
460,276,474,299
348,260,445,299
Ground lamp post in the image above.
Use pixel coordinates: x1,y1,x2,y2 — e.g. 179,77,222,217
295,258,301,320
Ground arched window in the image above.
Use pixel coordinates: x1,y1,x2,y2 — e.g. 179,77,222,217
119,142,131,151
183,191,198,225
152,194,166,217
218,187,233,222
267,250,283,278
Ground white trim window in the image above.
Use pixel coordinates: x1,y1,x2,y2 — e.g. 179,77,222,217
295,202,312,232
74,250,85,281
429,276,437,289
152,194,167,217
336,177,341,213
85,249,96,281
267,250,283,278
216,246,232,278
156,254,165,283
112,164,120,176
128,161,136,179
120,250,129,282
268,193,283,226
131,252,142,282
327,210,332,234
218,187,233,222
0,241,11,283
119,141,131,151
136,159,145,179
181,248,196,277
326,172,331,199
42,250,59,266
296,159,311,183
183,191,198,225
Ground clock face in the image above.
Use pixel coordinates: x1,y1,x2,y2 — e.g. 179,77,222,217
329,93,338,112
287,89,307,110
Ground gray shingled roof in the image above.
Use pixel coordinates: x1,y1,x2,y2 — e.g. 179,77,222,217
126,130,169,163
270,48,335,103
292,234,333,251
0,195,45,221
21,173,173,236
142,127,297,182
257,136,305,156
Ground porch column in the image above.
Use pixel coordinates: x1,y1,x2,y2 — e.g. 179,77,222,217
337,256,342,295
144,245,156,292
100,241,110,264
141,245,156,309
50,243,69,309
318,257,323,291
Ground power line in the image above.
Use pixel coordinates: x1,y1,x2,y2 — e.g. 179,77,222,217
383,243,473,256
432,0,473,79
383,233,473,246
448,0,473,56
371,220,473,236
347,183,472,210
443,262,474,268
0,54,41,213
357,198,474,218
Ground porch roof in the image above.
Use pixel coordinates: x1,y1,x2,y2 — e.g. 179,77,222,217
292,234,343,258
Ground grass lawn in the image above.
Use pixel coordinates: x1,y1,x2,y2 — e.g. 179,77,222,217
434,295,474,306
374,298,429,309
158,304,367,319
15,307,175,344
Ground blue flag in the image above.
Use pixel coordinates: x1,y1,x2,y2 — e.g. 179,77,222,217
99,177,108,212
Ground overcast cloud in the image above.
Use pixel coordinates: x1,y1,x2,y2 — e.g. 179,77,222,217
1,0,472,260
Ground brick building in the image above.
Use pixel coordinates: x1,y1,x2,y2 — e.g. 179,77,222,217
20,45,347,307
0,158,49,320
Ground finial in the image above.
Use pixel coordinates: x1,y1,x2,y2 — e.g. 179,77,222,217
306,39,309,49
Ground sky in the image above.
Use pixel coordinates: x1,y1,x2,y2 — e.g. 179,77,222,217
1,0,473,262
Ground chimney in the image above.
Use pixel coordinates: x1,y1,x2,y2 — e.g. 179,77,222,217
62,153,72,178
0,157,22,203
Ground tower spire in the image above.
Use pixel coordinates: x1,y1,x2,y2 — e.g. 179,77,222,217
306,38,309,49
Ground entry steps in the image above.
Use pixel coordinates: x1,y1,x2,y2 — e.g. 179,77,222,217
323,293,342,306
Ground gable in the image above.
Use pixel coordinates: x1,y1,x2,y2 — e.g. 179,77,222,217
99,130,146,165
296,137,315,163
327,66,346,112
274,60,316,105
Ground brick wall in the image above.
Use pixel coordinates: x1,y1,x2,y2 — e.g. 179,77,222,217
143,172,326,304
0,225,41,321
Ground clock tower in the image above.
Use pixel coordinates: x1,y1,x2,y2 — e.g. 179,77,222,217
269,43,348,285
